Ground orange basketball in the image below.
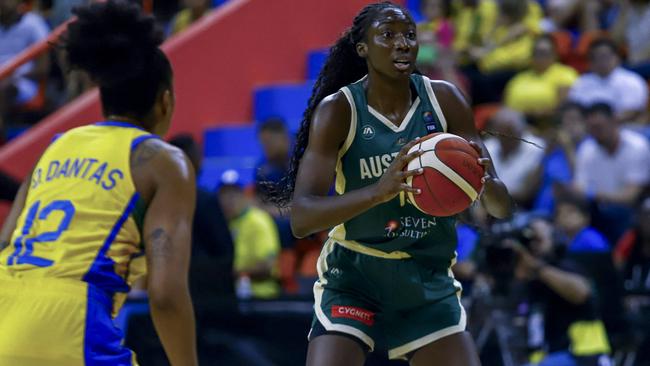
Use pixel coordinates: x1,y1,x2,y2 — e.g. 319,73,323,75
406,133,484,217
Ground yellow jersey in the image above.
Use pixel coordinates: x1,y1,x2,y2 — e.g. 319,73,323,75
0,121,155,315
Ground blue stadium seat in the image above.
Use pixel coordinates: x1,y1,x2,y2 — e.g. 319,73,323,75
198,156,257,191
203,124,262,158
253,81,314,123
307,49,329,80
406,0,423,23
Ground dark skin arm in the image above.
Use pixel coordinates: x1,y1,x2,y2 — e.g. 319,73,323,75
290,92,423,238
433,81,514,219
131,139,198,366
0,173,30,251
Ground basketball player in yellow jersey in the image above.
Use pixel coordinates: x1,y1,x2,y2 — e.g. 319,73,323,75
0,2,198,365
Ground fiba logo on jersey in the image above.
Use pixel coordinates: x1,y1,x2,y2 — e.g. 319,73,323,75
361,125,375,140
423,111,438,133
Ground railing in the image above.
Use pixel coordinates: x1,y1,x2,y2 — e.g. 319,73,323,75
0,0,154,84
0,18,72,83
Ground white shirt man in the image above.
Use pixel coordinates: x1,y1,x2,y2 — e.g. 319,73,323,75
574,129,650,199
568,67,648,120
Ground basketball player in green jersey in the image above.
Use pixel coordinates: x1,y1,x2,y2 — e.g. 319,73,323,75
269,2,513,365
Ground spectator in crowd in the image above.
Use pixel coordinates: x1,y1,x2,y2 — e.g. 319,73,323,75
612,0,650,78
452,0,497,65
255,118,290,197
554,193,609,253
614,196,650,270
572,102,650,243
568,38,648,123
614,197,650,363
462,0,542,104
254,117,295,249
504,35,578,123
168,134,235,301
46,0,85,28
514,218,611,366
469,0,541,73
218,169,280,299
418,0,454,53
531,102,586,215
0,0,50,131
483,108,546,205
168,0,211,36
541,0,583,33
417,0,469,94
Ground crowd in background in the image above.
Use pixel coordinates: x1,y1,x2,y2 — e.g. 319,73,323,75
2,0,650,364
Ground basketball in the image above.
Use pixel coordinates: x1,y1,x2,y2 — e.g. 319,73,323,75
406,133,484,217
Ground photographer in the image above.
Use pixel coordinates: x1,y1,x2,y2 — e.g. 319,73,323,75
512,218,611,366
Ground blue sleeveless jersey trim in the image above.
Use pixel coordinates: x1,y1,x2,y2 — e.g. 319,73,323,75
84,284,134,365
82,193,140,296
131,134,159,151
50,133,62,144
95,121,145,131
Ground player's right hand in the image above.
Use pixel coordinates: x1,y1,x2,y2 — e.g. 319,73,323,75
371,137,424,204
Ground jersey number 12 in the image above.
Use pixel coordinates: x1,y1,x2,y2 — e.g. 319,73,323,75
7,200,76,267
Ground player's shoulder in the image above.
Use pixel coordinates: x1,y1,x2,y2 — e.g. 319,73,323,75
316,90,352,116
428,78,459,96
311,90,352,136
132,138,192,175
428,78,468,107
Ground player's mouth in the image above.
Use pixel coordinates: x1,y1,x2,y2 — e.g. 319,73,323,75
393,59,412,71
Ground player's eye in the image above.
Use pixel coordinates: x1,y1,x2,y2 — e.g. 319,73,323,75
382,30,393,38
407,31,416,40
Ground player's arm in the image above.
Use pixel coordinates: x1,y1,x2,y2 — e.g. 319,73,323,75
434,81,513,219
138,140,198,366
0,171,32,250
291,92,423,238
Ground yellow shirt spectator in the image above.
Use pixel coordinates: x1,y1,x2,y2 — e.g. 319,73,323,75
505,63,578,113
230,207,281,299
476,0,542,72
452,0,498,54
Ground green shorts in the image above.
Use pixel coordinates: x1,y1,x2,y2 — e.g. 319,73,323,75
309,239,466,360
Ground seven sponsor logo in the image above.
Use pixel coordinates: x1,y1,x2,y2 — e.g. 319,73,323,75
331,306,375,326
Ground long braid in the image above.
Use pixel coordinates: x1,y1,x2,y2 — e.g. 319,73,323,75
265,2,408,207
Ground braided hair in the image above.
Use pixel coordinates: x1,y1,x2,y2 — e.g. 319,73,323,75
267,1,413,207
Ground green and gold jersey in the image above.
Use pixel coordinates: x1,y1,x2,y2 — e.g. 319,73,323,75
329,74,458,267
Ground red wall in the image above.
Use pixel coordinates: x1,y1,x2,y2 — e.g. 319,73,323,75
0,0,378,180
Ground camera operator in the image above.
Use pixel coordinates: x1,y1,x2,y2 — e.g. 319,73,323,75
511,218,611,366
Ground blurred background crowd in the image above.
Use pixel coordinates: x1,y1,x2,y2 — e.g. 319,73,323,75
1,0,650,365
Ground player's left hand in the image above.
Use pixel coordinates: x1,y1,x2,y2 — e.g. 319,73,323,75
469,141,494,185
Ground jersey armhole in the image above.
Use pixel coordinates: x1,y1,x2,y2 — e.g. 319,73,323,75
131,196,148,250
131,134,159,152
421,75,448,133
339,87,357,157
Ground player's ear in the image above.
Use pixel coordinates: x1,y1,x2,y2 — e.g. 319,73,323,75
161,89,174,116
356,42,368,58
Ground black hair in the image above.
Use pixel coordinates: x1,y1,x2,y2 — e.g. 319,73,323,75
554,101,584,123
267,1,412,207
555,192,591,217
588,37,621,57
584,102,615,118
63,0,172,121
168,133,197,152
534,34,558,51
499,0,528,22
258,117,288,134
